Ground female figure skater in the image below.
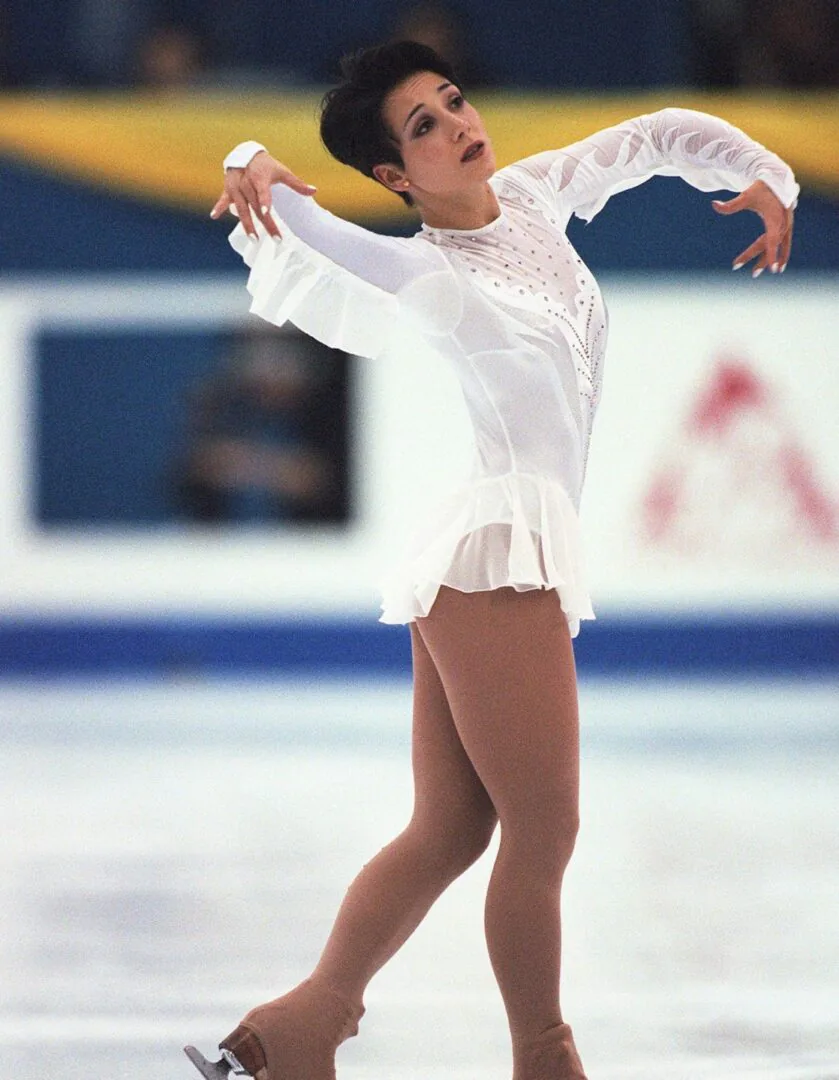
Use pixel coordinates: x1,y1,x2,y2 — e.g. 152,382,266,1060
190,41,796,1080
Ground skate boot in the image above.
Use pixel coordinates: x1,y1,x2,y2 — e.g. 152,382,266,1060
513,1021,588,1080
186,977,364,1080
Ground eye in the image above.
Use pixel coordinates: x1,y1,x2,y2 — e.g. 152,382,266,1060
414,117,434,137
449,93,464,109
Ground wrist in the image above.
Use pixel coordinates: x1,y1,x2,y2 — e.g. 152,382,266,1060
755,171,799,210
223,140,268,171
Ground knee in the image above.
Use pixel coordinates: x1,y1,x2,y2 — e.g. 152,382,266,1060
448,814,498,876
410,808,497,879
458,811,499,869
556,810,580,868
548,807,579,872
503,807,579,879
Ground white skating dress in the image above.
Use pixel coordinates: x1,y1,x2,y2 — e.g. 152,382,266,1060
225,109,798,635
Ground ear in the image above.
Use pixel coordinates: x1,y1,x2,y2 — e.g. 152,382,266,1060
373,163,410,195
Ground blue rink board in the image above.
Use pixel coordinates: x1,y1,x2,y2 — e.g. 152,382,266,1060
0,614,836,676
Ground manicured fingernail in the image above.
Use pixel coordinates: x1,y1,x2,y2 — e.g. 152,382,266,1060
780,263,786,273
771,263,779,273
732,261,744,271
248,232,257,242
752,267,763,278
261,206,269,216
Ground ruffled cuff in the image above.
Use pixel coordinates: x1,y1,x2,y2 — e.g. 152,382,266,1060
228,214,403,360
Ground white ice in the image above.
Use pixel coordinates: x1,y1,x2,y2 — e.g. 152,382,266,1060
0,676,837,1079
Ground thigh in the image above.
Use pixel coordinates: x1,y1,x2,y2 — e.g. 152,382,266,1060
415,587,580,834
409,623,496,839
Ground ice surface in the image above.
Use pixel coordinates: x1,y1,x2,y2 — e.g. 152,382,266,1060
0,676,837,1079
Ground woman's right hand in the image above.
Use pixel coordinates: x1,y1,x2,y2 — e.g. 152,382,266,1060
210,150,317,240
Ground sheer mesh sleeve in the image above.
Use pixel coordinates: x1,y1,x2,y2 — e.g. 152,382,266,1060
268,184,434,293
513,108,800,224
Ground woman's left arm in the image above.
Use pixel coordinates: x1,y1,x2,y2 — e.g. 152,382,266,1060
535,108,798,274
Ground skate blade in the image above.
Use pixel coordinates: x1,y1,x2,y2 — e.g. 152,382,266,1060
184,1045,253,1079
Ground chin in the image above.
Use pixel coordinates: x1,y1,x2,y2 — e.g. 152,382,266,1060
479,144,497,175
473,158,496,184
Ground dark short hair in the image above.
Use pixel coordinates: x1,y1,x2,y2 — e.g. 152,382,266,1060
320,41,460,207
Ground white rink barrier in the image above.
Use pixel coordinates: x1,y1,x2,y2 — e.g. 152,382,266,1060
0,273,836,621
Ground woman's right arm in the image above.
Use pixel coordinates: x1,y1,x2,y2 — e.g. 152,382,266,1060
211,142,430,294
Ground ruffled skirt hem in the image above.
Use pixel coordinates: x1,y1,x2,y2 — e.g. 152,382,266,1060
377,472,594,638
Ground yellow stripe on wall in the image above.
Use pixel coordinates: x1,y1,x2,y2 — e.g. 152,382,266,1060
1,90,837,220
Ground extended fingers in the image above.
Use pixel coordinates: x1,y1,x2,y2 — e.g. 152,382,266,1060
243,154,315,213
209,151,315,243
778,227,792,272
277,168,317,197
712,192,747,215
211,169,259,238
248,165,314,235
210,191,231,219
716,181,794,277
241,176,282,239
208,171,266,240
759,194,796,273
732,231,790,278
732,236,765,275
232,186,258,240
251,183,282,238
779,209,794,272
765,229,782,273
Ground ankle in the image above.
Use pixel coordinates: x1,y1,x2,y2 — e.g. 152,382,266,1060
295,975,366,1041
305,972,365,1026
513,1021,587,1080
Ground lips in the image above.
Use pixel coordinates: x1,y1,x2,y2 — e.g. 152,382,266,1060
461,141,485,163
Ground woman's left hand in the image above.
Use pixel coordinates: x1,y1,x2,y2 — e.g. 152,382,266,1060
712,180,794,277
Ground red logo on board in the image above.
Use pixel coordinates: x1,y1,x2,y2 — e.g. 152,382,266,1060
639,357,838,560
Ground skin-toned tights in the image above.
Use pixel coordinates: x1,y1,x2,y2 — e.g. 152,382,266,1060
304,584,583,1077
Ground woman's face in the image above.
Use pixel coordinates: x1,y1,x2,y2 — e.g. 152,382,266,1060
376,70,496,203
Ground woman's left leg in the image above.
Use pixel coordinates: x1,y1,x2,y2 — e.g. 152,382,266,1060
415,585,585,1080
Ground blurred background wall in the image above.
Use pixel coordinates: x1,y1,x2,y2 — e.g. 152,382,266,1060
0,0,837,677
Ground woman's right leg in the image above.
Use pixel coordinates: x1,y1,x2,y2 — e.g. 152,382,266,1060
221,622,498,1080
310,623,498,1003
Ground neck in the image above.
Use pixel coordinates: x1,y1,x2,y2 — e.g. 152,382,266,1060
417,182,501,231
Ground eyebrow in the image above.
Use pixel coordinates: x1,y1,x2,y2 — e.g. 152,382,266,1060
402,82,453,132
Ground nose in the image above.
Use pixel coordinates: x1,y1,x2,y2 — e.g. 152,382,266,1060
449,114,470,140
